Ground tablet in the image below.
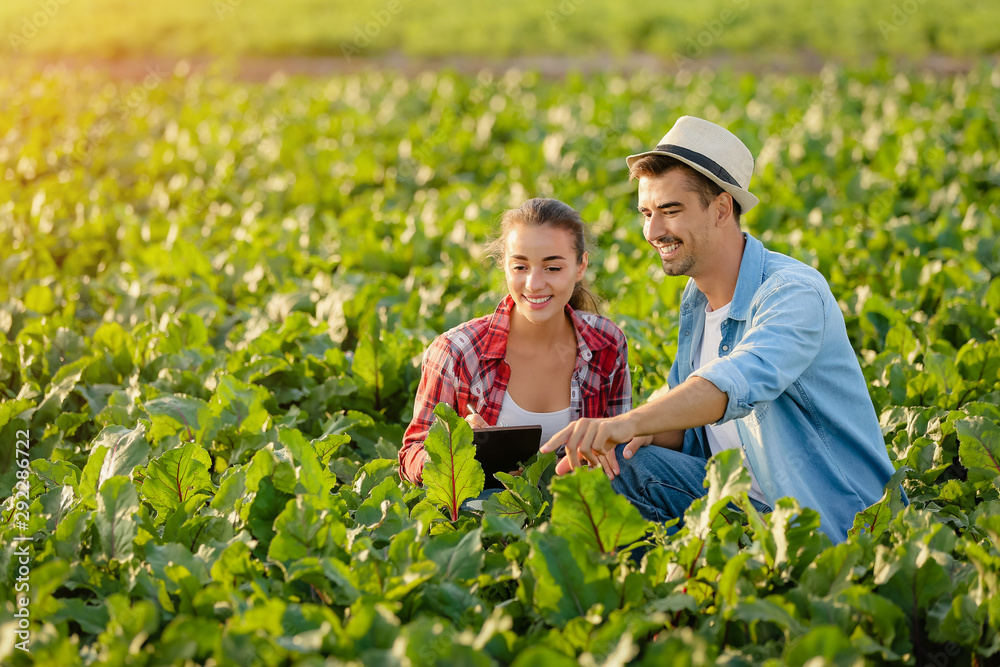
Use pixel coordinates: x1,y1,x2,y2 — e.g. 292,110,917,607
472,425,542,489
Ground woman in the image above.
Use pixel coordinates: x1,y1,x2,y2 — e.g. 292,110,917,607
399,198,632,485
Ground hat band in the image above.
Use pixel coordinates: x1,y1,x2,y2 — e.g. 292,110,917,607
654,144,740,188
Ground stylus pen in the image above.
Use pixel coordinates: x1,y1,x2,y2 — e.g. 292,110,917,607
468,405,490,426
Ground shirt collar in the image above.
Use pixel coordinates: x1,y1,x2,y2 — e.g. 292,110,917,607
480,294,610,361
728,232,766,322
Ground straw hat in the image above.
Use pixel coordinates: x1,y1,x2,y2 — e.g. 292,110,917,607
626,116,759,212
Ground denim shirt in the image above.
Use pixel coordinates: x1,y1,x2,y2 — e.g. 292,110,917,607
669,233,897,542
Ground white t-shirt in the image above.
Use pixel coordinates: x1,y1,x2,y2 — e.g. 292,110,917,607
496,391,573,445
695,301,769,505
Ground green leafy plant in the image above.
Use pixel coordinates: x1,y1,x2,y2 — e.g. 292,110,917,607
422,403,485,522
1,63,999,665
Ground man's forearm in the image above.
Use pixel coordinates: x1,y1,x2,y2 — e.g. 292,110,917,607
622,376,728,438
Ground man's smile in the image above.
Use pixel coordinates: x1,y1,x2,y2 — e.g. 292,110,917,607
657,241,682,257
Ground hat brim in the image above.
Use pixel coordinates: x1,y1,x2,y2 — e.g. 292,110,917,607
626,149,759,213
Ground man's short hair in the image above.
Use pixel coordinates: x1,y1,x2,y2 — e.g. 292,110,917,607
629,154,742,224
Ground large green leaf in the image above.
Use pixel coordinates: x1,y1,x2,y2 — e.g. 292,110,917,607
268,495,345,563
718,552,753,609
278,426,334,497
482,488,531,524
78,444,109,504
752,498,829,573
424,527,484,583
956,417,1000,484
0,398,34,428
159,313,209,355
703,448,752,514
145,543,211,586
95,421,151,487
955,340,1000,404
95,476,138,563
140,442,215,516
143,394,211,443
52,508,92,562
848,466,911,539
50,599,111,636
730,597,804,636
481,513,527,541
320,410,376,438
422,403,484,522
524,530,618,627
874,540,954,621
32,459,82,488
353,476,408,534
353,458,399,499
352,312,407,412
210,464,255,525
246,476,294,553
782,625,861,666
0,398,34,474
549,467,648,554
490,471,546,520
312,432,351,466
37,483,79,532
33,357,90,424
799,542,865,598
397,614,496,666
209,375,271,434
685,448,753,537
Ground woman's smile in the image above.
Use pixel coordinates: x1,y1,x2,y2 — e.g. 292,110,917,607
524,294,553,308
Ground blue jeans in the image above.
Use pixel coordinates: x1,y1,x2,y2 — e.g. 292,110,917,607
609,444,772,532
460,488,501,513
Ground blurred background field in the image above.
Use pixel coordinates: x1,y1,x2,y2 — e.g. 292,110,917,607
1,0,999,63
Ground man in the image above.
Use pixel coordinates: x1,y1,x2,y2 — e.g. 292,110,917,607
540,115,898,542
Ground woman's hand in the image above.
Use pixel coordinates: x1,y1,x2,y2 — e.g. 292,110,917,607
465,409,488,429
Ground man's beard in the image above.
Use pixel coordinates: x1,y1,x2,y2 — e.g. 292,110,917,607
660,254,694,276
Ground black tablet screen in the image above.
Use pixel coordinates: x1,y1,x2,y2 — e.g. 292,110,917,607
472,425,543,489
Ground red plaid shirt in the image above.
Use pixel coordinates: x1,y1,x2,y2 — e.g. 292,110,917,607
400,295,632,484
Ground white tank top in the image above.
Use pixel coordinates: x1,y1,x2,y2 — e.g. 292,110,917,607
496,391,573,445
695,301,768,505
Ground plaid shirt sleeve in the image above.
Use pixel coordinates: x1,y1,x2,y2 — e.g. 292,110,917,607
604,333,632,417
399,334,461,485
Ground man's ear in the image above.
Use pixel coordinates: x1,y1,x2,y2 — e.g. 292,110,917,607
715,192,734,226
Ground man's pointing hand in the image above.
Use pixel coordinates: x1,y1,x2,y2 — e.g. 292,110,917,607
541,415,638,477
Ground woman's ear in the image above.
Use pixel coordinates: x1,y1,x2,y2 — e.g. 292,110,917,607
576,251,589,281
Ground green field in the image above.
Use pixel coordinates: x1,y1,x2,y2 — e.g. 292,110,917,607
1,0,999,60
1,57,1000,664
